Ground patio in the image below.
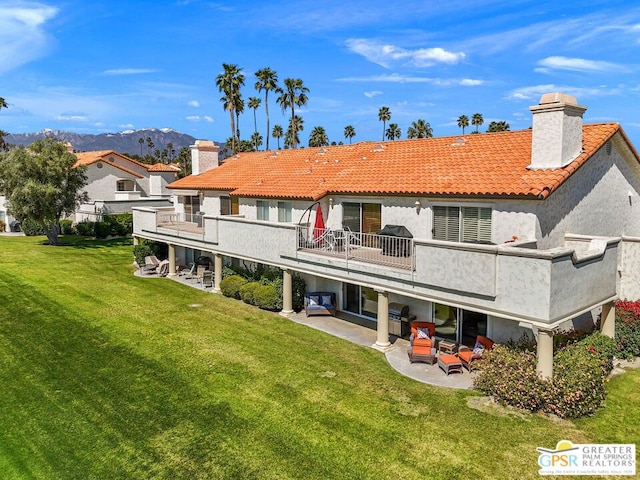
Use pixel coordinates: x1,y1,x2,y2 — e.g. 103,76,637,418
135,267,475,389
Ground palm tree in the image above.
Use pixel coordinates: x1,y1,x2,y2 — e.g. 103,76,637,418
407,119,433,139
308,126,329,147
255,68,278,151
251,132,263,151
0,97,7,110
248,96,261,145
285,115,304,149
471,113,484,133
216,63,245,154
457,115,469,134
235,96,244,140
166,142,174,161
146,137,154,157
386,123,401,141
276,78,309,148
378,106,391,141
272,124,284,149
487,120,510,132
138,137,144,156
344,125,356,144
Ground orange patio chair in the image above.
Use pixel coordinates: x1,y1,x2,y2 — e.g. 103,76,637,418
458,335,494,372
409,321,436,350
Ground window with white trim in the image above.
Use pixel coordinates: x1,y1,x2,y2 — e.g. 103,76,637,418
277,201,292,222
257,200,270,221
433,206,492,243
116,179,135,192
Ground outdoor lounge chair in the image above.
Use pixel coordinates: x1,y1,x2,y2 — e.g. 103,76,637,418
194,265,206,284
145,255,161,268
201,270,213,288
409,321,436,350
304,292,336,316
457,335,495,372
156,259,170,277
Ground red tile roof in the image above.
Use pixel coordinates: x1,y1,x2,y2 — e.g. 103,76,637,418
147,163,180,172
168,123,632,200
74,151,144,178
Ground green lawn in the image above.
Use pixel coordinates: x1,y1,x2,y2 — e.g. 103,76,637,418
0,236,637,479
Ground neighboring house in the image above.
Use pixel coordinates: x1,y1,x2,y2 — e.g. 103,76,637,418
73,149,179,222
0,194,17,232
133,93,640,378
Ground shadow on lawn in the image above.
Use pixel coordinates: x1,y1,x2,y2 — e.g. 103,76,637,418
62,236,133,249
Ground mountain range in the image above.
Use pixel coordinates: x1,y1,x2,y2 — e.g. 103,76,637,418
5,128,205,156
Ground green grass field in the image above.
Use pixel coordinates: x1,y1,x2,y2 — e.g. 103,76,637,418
0,236,637,479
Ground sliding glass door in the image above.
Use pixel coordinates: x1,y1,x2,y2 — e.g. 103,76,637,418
344,284,378,320
342,202,381,233
433,303,487,346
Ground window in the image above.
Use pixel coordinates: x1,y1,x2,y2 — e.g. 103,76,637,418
257,200,270,221
278,201,292,222
221,196,239,215
116,179,135,192
343,202,381,233
433,206,492,243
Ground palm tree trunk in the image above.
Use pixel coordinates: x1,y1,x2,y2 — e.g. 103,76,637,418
265,92,270,151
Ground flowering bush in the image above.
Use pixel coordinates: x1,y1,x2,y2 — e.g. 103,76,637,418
615,300,640,359
474,332,615,418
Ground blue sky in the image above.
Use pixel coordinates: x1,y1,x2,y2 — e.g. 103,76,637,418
1,0,640,148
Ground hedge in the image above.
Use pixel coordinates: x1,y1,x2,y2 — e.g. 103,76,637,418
220,275,248,300
615,300,640,359
239,281,261,305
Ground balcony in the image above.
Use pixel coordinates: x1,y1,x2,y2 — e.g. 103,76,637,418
133,207,620,325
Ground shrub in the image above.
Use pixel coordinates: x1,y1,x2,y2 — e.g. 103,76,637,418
0,220,5,232
21,218,47,236
103,213,133,236
254,284,282,311
220,275,247,299
292,275,306,308
75,221,95,237
615,300,640,359
93,221,110,239
474,331,615,418
133,244,154,266
239,281,261,305
60,220,75,235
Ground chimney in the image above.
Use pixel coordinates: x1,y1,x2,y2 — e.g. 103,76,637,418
189,140,220,175
528,92,587,170
64,142,74,153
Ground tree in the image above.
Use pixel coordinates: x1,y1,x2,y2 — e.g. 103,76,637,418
487,121,510,132
248,96,261,149
385,123,401,141
308,126,329,147
146,137,154,157
457,115,469,134
138,137,144,156
177,146,191,178
166,142,174,162
272,124,284,149
251,132,263,151
285,115,304,149
216,63,245,154
235,96,245,140
471,113,484,133
255,68,278,151
276,78,309,148
407,119,433,139
344,125,356,144
0,97,8,151
0,139,88,245
378,106,391,141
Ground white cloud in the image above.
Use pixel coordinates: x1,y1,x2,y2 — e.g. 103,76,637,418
118,123,134,129
364,91,382,98
345,38,465,69
0,3,58,74
339,73,441,84
536,56,626,73
459,78,483,86
506,84,609,101
188,100,200,107
55,112,89,122
186,115,213,122
102,68,156,75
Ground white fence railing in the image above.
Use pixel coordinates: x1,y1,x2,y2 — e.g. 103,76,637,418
296,226,414,270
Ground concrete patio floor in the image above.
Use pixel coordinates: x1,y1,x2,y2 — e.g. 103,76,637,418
136,267,475,389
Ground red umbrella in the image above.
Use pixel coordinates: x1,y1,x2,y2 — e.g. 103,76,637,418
313,203,326,241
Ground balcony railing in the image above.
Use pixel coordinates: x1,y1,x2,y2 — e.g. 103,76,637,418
296,226,414,270
156,211,204,235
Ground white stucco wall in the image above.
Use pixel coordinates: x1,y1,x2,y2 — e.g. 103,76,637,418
84,163,140,202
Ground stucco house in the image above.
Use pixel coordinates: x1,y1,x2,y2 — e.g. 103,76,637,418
132,93,640,378
73,149,179,222
0,194,17,232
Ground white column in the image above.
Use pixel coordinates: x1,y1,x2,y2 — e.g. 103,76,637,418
281,269,294,315
168,244,176,277
536,329,554,379
375,289,390,348
213,253,223,293
600,301,616,338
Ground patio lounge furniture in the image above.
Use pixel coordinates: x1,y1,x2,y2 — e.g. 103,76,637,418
145,255,161,267
407,344,437,364
156,259,170,277
458,335,495,372
201,270,213,288
193,265,206,284
409,321,436,350
438,354,463,375
305,292,336,316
